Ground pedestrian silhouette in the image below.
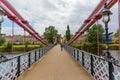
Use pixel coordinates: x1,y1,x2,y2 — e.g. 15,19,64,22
60,43,63,51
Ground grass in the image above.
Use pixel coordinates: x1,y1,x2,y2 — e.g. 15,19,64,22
13,44,40,48
0,44,44,53
71,43,120,50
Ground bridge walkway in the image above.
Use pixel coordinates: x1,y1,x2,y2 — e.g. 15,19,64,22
18,45,94,80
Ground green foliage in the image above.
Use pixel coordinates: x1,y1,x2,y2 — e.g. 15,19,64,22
39,44,44,47
101,44,119,50
5,42,12,49
25,40,29,49
65,25,71,41
0,44,44,52
114,29,118,37
0,37,5,46
84,24,104,54
70,44,82,49
86,24,104,43
44,26,58,44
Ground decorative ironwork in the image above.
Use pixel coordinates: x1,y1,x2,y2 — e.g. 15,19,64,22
113,64,120,80
84,53,91,74
0,58,18,80
20,54,29,75
0,44,54,80
92,56,109,80
30,51,35,65
63,44,120,80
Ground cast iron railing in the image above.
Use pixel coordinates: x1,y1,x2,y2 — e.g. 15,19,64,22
63,44,120,80
0,44,54,80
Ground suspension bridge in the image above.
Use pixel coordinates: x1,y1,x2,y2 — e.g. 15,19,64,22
0,0,120,80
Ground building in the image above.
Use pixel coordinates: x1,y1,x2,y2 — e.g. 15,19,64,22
54,34,62,44
5,35,42,44
73,35,83,44
0,34,6,37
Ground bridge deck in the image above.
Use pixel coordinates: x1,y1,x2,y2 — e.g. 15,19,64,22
18,45,94,80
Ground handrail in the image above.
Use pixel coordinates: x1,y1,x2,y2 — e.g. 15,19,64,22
0,44,54,79
63,44,120,80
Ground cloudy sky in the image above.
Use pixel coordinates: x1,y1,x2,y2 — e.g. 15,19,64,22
1,0,119,36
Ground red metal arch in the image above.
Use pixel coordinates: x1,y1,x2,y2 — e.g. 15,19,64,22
68,0,117,44
0,0,48,45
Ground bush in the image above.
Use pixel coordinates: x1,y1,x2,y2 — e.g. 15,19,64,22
5,42,12,49
39,44,44,47
0,37,5,46
70,43,104,55
109,45,119,50
70,44,82,49
25,40,29,49
71,43,120,55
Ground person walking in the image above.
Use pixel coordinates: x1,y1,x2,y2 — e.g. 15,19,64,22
60,43,63,51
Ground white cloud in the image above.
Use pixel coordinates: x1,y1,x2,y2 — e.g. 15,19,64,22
2,0,118,36
2,26,24,35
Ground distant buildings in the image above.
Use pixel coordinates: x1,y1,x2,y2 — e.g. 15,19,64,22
73,36,83,44
2,34,118,44
0,34,6,37
54,34,62,43
5,35,42,44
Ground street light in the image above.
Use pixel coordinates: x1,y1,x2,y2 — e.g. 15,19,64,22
102,4,112,24
101,3,113,60
101,3,116,80
0,8,5,36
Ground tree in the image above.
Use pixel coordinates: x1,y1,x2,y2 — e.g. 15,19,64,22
86,24,104,43
25,40,29,49
65,25,71,41
114,29,118,38
0,36,5,46
44,26,58,44
85,24,104,54
5,42,12,49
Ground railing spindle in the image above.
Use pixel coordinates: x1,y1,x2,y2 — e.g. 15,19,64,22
17,56,21,77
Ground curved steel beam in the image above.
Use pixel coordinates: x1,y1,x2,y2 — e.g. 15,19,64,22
68,0,117,44
0,0,48,45
68,0,107,44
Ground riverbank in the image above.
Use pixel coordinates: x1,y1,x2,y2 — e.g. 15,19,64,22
0,44,44,54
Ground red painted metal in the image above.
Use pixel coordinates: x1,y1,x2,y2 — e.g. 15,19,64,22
0,0,48,45
95,14,102,19
68,0,107,44
107,0,117,8
68,0,117,44
84,19,91,24
1,0,47,43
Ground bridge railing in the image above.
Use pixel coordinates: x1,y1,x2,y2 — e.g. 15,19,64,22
0,44,54,80
63,44,120,80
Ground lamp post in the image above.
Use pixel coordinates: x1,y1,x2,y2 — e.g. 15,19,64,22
101,3,114,80
0,8,5,36
101,3,112,59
